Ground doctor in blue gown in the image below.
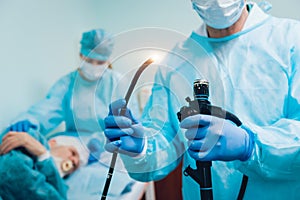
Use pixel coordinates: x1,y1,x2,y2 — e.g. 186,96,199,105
5,28,139,199
104,1,300,199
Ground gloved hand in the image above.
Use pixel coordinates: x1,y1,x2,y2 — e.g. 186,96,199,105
180,114,254,162
7,120,37,132
104,99,145,156
87,138,102,164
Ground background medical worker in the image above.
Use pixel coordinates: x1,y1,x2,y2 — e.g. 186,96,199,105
6,28,117,135
4,28,141,199
104,0,300,199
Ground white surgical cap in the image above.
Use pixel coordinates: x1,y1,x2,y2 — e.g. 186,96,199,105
52,135,89,166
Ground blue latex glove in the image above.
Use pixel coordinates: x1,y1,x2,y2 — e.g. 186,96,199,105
7,120,37,132
180,114,254,161
104,99,145,156
87,138,102,164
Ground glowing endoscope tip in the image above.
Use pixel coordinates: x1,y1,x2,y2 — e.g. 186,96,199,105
149,54,160,62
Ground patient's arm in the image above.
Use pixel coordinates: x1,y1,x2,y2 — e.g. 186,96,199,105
0,132,68,199
0,131,46,156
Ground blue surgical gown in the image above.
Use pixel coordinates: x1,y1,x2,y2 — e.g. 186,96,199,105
9,69,140,198
0,130,68,200
13,69,127,134
121,2,300,200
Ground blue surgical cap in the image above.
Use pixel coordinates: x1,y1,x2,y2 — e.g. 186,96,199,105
80,29,114,61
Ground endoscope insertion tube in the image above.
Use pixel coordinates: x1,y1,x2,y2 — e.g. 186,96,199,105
101,58,154,200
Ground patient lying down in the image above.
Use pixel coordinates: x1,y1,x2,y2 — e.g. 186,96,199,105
0,131,87,200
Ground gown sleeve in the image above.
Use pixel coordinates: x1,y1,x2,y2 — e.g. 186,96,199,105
11,74,73,135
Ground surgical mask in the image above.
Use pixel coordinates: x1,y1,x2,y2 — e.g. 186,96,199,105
79,61,107,81
52,156,74,178
192,0,245,29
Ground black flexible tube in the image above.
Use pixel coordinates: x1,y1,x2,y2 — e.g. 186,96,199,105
101,58,154,200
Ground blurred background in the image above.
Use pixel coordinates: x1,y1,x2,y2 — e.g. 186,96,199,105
0,1,299,199
0,0,299,129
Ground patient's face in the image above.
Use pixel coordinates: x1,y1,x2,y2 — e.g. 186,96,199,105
50,145,80,176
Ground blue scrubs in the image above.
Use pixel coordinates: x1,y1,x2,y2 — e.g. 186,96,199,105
121,3,300,199
0,131,67,200
9,69,140,198
13,69,125,134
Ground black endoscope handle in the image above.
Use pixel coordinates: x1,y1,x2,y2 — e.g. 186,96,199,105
196,161,213,200
184,161,213,200
182,105,242,200
180,78,246,200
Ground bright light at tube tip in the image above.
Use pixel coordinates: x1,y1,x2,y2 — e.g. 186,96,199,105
149,54,162,63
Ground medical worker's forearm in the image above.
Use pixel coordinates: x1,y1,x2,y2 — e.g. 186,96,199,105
10,75,71,135
237,120,300,180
